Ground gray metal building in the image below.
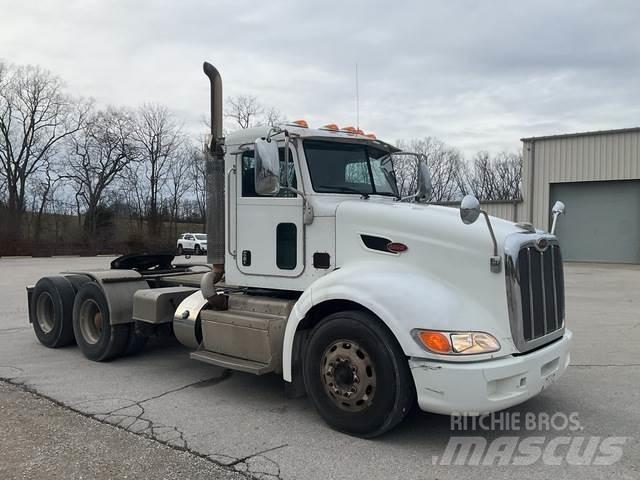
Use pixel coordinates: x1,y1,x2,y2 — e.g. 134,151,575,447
521,127,640,263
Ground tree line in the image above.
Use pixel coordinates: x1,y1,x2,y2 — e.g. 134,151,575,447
0,60,522,255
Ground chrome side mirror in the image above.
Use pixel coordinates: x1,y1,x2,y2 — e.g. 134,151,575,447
552,201,565,215
550,200,566,235
460,195,481,225
417,159,432,201
254,137,280,195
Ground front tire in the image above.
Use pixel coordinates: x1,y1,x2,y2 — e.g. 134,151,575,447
303,310,415,437
177,244,184,256
72,282,129,362
194,244,202,255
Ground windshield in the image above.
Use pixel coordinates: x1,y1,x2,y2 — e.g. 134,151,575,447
194,234,207,240
303,140,399,197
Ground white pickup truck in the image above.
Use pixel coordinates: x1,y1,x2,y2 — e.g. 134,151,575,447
26,61,571,438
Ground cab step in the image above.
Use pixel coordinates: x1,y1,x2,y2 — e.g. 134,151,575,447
190,350,272,375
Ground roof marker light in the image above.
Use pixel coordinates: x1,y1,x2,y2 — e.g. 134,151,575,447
321,123,339,131
341,126,357,134
356,129,364,135
292,119,309,128
365,133,377,140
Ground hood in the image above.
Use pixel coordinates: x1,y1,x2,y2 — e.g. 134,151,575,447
333,200,534,344
335,200,523,265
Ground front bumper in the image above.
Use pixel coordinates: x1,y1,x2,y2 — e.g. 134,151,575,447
410,329,572,415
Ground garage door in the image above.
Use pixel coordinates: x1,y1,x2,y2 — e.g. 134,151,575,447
550,180,640,263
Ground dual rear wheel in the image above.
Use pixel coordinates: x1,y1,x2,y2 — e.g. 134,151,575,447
30,276,146,361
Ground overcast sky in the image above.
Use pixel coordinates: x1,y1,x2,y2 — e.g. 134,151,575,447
2,0,639,156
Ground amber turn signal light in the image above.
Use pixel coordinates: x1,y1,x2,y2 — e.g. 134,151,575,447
417,330,451,353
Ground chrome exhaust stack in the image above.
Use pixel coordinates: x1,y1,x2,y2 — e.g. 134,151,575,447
203,61,225,282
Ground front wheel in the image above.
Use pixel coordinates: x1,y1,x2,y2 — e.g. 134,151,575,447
177,244,184,256
303,310,415,437
194,244,202,255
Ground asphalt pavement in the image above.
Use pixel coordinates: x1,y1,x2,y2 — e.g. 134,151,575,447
0,256,638,479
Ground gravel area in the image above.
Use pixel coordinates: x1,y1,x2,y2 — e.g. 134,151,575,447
0,381,245,480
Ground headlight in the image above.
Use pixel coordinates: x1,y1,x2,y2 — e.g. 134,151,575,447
413,330,500,355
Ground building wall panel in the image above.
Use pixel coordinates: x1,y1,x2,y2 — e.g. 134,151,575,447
521,129,640,230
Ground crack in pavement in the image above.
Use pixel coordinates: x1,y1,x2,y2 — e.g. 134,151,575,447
106,369,234,417
0,327,30,335
0,373,287,480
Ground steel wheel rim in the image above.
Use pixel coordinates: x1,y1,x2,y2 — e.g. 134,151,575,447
320,339,377,412
78,298,103,345
36,292,55,334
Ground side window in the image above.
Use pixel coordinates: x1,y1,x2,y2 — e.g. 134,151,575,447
276,223,297,270
369,157,396,194
241,148,297,198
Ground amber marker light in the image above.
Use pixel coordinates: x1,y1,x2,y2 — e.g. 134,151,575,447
417,330,451,354
292,119,309,128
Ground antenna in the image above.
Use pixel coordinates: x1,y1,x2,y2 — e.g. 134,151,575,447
355,63,360,129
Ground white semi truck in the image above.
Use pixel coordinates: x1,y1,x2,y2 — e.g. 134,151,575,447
27,61,571,437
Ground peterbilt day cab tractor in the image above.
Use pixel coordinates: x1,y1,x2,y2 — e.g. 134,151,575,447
27,61,571,437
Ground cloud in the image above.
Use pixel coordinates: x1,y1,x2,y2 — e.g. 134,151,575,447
1,0,639,156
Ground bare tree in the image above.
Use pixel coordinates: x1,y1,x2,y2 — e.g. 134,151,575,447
225,95,264,129
165,147,191,237
28,157,60,243
64,107,137,235
121,162,148,229
188,144,207,222
464,151,522,201
133,104,182,235
0,61,88,236
264,106,286,127
395,137,464,201
225,95,287,130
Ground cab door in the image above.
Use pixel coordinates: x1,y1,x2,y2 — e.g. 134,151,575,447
234,143,304,277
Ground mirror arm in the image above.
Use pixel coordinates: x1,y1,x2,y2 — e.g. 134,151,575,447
399,193,425,203
284,130,290,188
550,212,560,235
280,186,314,225
481,210,501,273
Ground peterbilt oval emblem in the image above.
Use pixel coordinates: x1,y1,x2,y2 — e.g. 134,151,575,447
535,237,549,251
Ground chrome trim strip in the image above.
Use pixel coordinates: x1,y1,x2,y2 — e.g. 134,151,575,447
551,245,560,329
540,250,547,335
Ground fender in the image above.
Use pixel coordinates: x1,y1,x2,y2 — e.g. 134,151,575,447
281,261,515,382
68,270,149,325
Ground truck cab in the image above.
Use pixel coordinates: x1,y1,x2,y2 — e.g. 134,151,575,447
27,61,571,438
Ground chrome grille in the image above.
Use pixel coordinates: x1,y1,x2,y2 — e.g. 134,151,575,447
505,234,565,352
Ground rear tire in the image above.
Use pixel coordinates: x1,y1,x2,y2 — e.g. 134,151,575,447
64,274,91,293
303,310,415,438
72,282,129,362
31,276,77,348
